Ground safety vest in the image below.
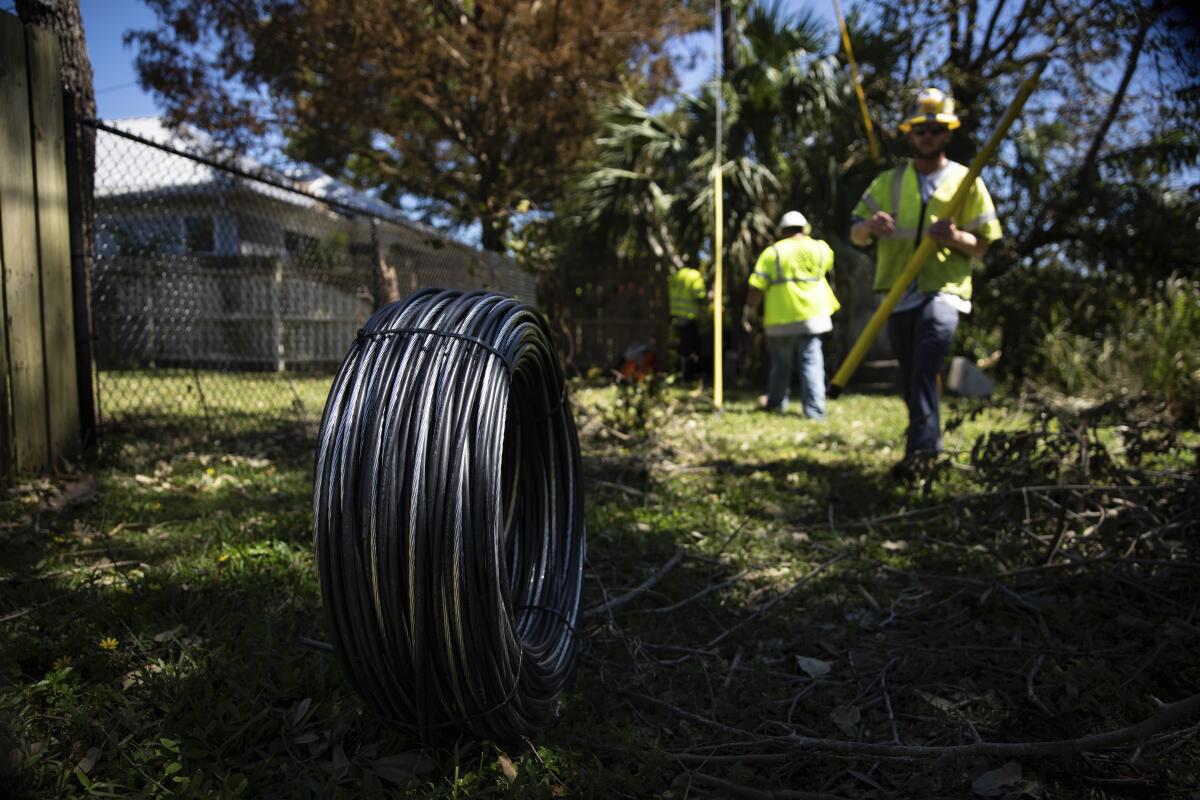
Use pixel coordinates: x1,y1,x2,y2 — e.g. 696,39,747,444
668,267,706,321
853,160,1002,299
748,236,840,327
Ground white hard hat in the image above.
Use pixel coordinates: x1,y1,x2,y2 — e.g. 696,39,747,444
779,211,810,234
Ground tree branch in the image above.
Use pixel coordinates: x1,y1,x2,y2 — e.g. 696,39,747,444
628,690,1200,760
1078,13,1150,179
583,549,685,619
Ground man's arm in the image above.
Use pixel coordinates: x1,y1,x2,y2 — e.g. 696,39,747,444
742,286,763,334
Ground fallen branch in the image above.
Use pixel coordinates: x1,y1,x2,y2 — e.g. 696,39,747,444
689,772,847,800
627,690,1200,760
0,559,149,586
668,751,788,765
707,555,845,648
585,477,644,496
584,549,684,619
649,570,748,615
830,483,1183,531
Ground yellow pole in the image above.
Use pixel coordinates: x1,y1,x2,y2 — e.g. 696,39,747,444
833,0,881,162
713,166,724,408
828,62,1046,395
711,0,724,409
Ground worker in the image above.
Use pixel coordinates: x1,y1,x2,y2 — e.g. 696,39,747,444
668,263,707,382
849,88,1003,470
744,211,839,418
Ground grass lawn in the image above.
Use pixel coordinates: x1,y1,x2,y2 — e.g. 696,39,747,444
1,377,1196,798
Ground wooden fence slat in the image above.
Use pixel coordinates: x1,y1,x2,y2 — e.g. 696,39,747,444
0,14,13,477
0,12,50,472
27,24,80,460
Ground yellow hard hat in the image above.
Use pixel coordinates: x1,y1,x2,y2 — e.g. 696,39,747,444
898,87,961,133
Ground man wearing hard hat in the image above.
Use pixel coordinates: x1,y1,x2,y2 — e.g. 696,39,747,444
850,88,1002,467
744,211,840,418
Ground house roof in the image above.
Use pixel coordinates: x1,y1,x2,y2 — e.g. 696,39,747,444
95,117,411,225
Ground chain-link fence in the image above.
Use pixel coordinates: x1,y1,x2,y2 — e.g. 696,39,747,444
87,118,536,439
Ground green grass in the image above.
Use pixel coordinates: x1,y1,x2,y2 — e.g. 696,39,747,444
95,369,337,431
1,377,1196,798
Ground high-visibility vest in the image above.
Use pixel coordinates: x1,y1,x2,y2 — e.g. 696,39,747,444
668,267,706,321
748,236,840,327
853,160,1002,299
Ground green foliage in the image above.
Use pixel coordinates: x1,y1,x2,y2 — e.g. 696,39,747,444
1035,276,1200,421
602,373,677,437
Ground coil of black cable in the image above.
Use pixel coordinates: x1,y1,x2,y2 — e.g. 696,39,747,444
313,288,585,741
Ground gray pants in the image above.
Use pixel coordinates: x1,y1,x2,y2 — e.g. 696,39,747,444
887,299,958,455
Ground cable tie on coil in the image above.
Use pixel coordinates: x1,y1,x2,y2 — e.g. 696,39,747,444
356,326,514,373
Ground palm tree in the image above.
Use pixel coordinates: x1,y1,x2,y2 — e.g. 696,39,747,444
566,0,885,376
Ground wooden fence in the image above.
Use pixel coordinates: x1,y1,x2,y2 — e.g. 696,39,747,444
0,11,82,476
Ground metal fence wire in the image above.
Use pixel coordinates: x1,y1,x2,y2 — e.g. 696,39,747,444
86,118,536,438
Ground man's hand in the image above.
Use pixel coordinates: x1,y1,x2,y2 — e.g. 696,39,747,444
851,211,894,246
927,218,958,243
866,211,896,237
928,219,988,258
741,301,759,334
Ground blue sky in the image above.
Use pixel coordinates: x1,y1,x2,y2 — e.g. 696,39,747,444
80,0,162,118
55,0,837,120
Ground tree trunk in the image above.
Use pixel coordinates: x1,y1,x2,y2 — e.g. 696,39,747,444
479,211,508,252
720,0,739,75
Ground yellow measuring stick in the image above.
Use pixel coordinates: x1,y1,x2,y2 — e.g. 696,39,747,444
713,165,724,408
828,61,1046,395
833,0,881,162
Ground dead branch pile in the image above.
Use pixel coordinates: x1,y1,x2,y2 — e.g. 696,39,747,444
577,396,1198,798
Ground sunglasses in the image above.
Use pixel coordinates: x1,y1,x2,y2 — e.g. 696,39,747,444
912,125,949,136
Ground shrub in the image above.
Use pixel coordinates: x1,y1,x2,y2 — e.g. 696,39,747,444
1036,275,1200,422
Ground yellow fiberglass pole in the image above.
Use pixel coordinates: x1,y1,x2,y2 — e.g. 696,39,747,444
828,60,1046,396
712,0,724,409
833,0,881,162
713,166,724,407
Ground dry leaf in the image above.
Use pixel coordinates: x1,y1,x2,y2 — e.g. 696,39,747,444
795,656,832,679
76,746,102,774
153,625,186,643
498,753,518,781
293,697,312,727
972,762,1022,797
830,704,860,737
371,751,434,785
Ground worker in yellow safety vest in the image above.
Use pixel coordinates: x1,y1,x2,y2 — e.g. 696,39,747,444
668,264,708,382
850,88,1003,466
744,211,840,418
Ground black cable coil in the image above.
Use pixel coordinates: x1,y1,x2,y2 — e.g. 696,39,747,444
313,288,585,741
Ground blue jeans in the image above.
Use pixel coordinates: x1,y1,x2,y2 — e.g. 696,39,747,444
887,299,959,454
765,334,825,418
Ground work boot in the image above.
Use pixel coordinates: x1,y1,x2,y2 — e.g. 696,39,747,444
888,451,940,484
